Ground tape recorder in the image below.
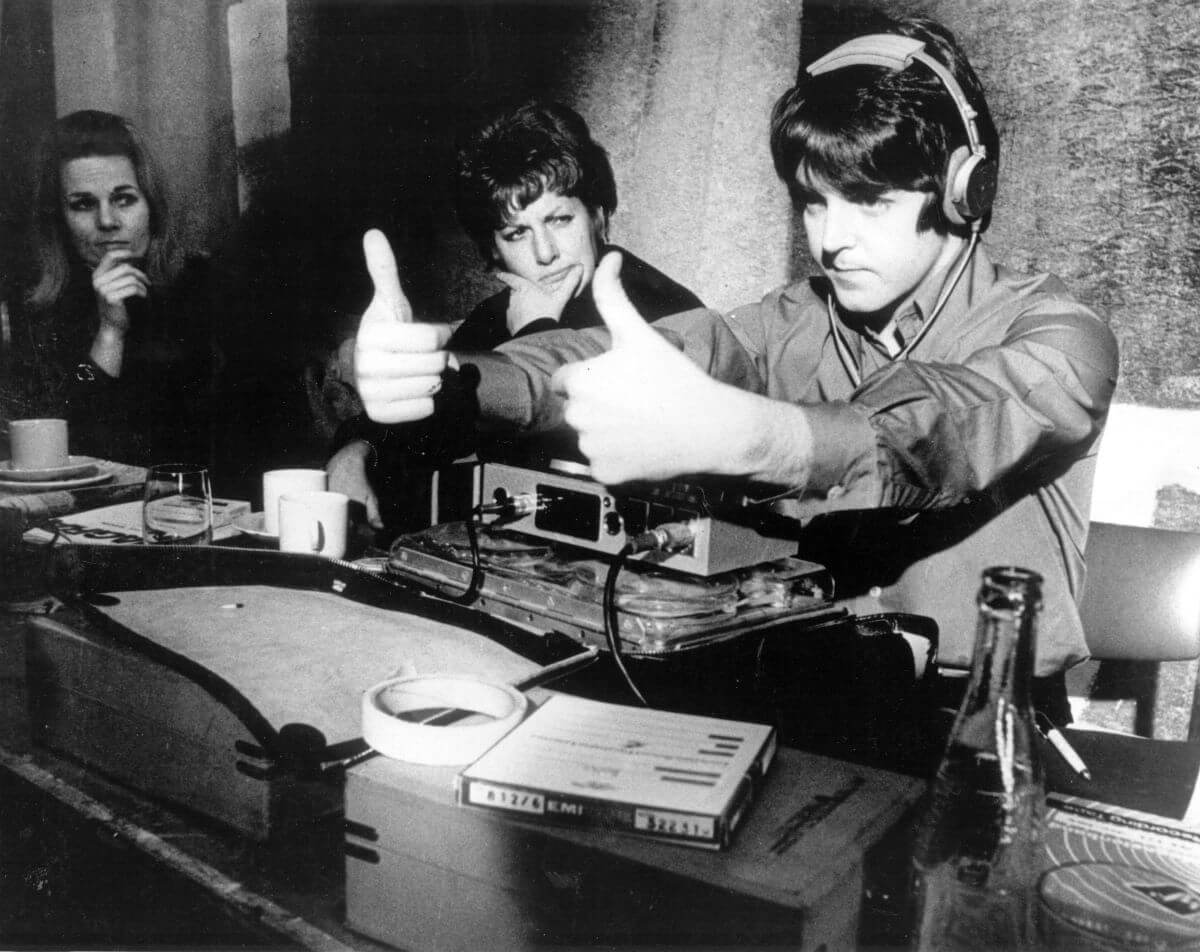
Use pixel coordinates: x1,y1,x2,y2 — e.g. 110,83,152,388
478,462,799,576
386,462,840,655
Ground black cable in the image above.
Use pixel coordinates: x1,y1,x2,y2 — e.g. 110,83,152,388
429,510,485,605
451,512,486,604
384,511,486,606
604,544,649,706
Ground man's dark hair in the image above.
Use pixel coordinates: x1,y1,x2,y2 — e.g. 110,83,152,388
769,14,998,233
454,100,617,262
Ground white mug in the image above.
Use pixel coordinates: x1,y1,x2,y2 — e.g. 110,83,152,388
262,468,327,536
278,491,348,559
9,418,69,470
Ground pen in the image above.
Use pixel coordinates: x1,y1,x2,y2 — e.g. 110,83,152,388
1035,711,1092,781
420,645,603,725
511,645,601,692
321,646,603,774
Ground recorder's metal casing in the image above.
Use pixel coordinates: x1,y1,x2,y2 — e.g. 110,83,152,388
479,463,798,576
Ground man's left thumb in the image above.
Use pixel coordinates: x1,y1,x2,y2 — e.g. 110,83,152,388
593,251,655,350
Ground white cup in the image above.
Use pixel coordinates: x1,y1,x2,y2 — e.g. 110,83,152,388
10,418,69,470
278,490,348,558
262,468,327,536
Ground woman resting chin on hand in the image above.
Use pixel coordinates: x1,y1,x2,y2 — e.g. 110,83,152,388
2,110,221,468
324,100,704,538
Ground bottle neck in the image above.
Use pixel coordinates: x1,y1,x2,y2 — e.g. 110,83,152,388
963,605,1035,713
962,568,1041,714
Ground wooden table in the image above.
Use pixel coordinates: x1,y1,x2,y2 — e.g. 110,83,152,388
0,546,926,951
0,730,923,952
3,506,1196,950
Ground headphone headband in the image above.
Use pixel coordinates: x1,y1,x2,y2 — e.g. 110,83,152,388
807,35,983,154
805,33,996,227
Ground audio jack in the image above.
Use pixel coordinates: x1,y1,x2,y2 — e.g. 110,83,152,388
477,492,540,519
627,520,697,555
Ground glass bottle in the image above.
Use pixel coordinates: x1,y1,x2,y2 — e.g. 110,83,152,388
911,566,1047,951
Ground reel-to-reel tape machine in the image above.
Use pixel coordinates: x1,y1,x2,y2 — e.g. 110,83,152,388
385,462,840,654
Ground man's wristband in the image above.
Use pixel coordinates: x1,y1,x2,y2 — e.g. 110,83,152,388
334,365,482,467
73,358,117,386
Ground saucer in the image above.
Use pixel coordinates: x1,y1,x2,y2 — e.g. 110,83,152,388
232,511,277,540
0,469,113,492
0,456,100,482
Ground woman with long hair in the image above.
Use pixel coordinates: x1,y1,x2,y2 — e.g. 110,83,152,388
2,109,221,467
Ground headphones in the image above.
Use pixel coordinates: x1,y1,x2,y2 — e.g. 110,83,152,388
806,34,997,230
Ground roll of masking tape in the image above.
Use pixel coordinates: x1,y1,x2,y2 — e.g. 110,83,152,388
361,675,529,766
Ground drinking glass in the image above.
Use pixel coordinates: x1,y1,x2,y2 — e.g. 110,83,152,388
142,463,213,545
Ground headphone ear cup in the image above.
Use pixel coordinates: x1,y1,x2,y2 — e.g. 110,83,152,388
942,145,997,227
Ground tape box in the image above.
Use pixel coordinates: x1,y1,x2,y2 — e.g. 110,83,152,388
344,742,923,951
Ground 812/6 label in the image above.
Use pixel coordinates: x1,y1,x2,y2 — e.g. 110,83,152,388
466,782,545,815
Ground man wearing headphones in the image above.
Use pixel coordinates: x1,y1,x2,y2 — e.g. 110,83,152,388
353,14,1118,721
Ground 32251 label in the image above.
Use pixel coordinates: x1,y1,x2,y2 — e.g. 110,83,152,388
634,809,714,840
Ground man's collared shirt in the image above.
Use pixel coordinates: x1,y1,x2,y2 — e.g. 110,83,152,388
494,244,1119,674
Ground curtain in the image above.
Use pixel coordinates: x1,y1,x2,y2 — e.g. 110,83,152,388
50,0,239,258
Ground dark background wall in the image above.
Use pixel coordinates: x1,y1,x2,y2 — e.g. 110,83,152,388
939,0,1199,406
254,0,797,348
264,0,602,340
0,0,56,297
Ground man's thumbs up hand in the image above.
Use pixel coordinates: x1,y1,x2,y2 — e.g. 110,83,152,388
355,229,453,424
361,228,411,324
550,252,744,485
590,252,661,350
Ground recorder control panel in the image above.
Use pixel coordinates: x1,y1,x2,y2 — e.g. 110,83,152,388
478,463,797,576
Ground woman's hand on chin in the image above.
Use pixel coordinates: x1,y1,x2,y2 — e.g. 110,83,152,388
87,249,147,377
92,248,148,334
496,264,582,337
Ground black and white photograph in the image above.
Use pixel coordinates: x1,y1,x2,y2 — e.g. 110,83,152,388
1,1,1199,949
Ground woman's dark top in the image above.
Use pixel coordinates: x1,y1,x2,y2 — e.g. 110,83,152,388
446,245,704,351
1,256,222,468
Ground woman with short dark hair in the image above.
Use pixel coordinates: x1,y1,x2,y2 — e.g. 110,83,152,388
327,99,703,532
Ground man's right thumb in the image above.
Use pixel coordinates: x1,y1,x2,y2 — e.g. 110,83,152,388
362,229,409,323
